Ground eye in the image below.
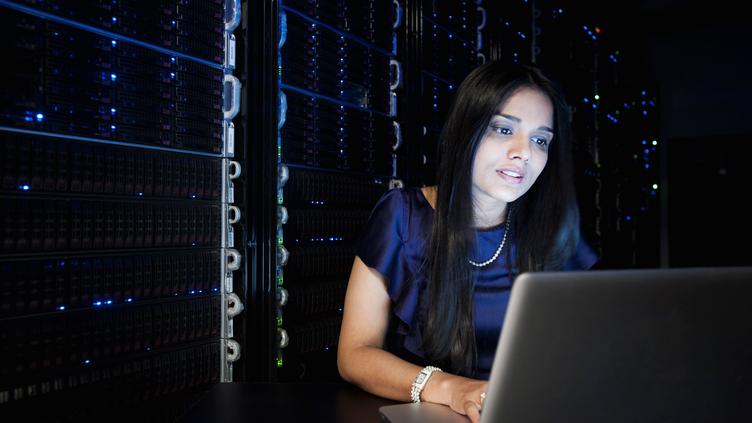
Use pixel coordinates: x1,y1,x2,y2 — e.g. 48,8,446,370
532,136,549,146
490,125,513,135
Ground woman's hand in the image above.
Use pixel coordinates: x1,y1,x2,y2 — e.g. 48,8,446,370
448,378,488,423
423,372,488,423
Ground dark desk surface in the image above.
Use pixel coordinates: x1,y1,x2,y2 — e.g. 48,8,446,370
181,382,399,423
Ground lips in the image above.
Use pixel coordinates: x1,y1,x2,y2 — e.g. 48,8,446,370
496,167,525,184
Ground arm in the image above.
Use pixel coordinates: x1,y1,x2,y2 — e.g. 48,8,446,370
337,256,487,422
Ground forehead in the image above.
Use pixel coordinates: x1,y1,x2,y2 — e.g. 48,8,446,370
495,87,554,125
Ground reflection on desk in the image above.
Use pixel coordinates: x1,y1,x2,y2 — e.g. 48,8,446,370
180,382,399,423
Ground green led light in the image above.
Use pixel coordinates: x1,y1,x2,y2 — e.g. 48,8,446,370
652,140,658,146
277,275,284,285
652,184,658,190
277,316,283,327
276,357,284,367
594,94,600,101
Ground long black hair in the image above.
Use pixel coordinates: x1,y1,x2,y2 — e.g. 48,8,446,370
422,61,581,376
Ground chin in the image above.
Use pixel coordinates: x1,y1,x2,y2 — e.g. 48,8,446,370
490,188,523,204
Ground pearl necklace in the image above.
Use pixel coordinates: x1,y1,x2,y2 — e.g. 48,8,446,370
468,211,511,268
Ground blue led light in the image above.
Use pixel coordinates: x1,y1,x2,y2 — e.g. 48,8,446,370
583,98,589,103
645,164,650,169
94,301,102,306
643,110,648,116
212,288,219,292
110,108,116,114
24,116,32,122
19,185,30,191
641,90,647,96
626,216,632,221
137,192,143,196
57,306,66,311
126,298,133,302
111,124,116,130
171,20,176,26
189,290,196,295
583,25,588,31
642,140,647,145
105,300,113,305
111,16,117,22
170,72,175,79
110,73,117,81
111,40,117,47
36,113,44,122
191,194,197,199
171,57,176,63
644,149,649,154
83,359,91,365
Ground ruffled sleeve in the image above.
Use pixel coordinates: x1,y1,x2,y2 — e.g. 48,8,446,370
356,188,425,358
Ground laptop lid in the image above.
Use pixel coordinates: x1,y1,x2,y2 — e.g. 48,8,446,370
481,267,752,423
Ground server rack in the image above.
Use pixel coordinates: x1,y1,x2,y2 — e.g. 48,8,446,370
241,0,484,382
0,0,243,419
410,0,479,186
270,0,397,381
534,0,661,267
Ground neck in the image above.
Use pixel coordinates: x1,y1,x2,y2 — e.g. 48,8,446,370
472,192,509,228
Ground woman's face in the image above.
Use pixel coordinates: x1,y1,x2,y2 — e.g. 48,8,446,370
471,87,554,212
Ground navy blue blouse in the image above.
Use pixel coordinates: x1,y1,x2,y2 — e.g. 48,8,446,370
356,187,598,379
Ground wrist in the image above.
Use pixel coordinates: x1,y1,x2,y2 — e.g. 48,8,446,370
410,366,443,403
420,371,457,406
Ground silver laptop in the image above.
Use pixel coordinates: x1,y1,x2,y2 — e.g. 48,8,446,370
380,267,752,423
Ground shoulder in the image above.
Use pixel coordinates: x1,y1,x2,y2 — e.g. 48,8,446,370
563,237,599,270
365,186,433,243
371,186,430,216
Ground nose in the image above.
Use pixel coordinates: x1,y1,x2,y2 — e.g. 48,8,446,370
507,134,531,163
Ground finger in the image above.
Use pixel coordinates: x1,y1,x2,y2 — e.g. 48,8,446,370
464,401,481,423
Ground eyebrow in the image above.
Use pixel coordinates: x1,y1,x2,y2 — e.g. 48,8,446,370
496,113,554,133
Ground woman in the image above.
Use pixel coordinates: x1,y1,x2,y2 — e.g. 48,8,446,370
337,61,597,423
